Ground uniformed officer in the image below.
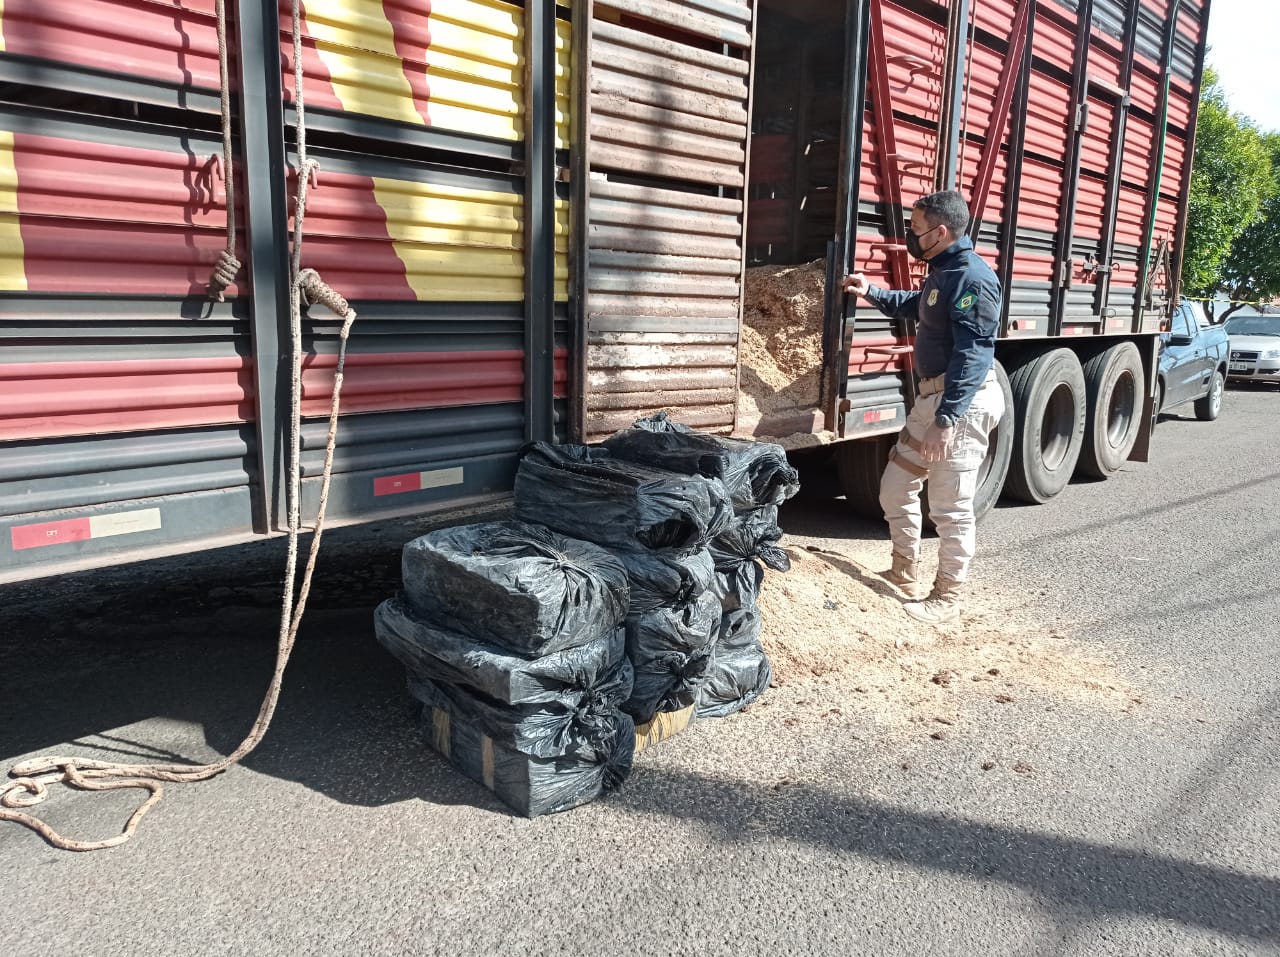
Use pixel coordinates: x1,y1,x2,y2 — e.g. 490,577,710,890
842,190,1006,624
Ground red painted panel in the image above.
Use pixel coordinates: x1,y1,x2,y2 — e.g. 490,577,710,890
297,348,569,417
847,336,909,376
11,131,243,297
749,134,792,184
374,471,424,496
879,3,945,126
279,1,346,114
383,0,434,125
0,0,221,92
0,356,255,441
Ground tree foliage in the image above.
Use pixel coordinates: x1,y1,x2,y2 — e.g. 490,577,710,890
1214,133,1280,320
1180,71,1277,318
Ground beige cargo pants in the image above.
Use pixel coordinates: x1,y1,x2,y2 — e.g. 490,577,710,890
878,370,1006,583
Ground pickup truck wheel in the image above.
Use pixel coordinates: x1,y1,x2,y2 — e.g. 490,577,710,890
1003,348,1087,504
1194,369,1224,421
1077,342,1144,478
835,433,895,519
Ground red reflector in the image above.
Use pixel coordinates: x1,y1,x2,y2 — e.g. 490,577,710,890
374,472,425,497
11,518,92,551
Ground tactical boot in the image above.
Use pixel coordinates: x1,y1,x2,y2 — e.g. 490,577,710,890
882,551,922,600
903,577,963,624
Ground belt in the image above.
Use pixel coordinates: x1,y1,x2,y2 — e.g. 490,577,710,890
917,373,946,397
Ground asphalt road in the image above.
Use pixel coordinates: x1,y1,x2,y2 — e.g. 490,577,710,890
2,384,1277,957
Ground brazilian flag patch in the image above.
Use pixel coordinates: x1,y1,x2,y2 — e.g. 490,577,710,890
955,291,978,312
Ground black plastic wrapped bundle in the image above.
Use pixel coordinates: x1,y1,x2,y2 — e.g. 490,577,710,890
513,442,733,553
696,606,772,719
415,681,636,817
623,589,720,723
601,412,801,510
374,597,625,708
614,547,715,614
400,521,629,657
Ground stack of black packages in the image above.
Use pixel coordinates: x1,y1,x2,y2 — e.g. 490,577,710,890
601,413,801,718
372,521,635,817
514,442,731,738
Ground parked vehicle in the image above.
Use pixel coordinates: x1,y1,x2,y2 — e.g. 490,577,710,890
0,0,1211,583
1155,301,1229,421
1223,313,1280,386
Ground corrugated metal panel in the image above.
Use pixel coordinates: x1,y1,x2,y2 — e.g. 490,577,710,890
0,0,221,95
589,19,750,187
282,0,573,149
601,0,752,47
0,112,240,297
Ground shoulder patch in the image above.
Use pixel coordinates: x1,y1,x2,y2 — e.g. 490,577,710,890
955,290,978,313
927,289,939,306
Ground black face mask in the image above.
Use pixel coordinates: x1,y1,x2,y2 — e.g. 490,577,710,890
905,224,941,260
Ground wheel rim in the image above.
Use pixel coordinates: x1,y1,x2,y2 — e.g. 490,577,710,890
1211,374,1223,416
1106,370,1137,448
1040,383,1075,471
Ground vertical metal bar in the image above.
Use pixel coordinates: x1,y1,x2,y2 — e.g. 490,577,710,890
1170,0,1211,308
569,0,593,444
968,0,1032,239
828,0,871,431
1092,0,1140,319
865,0,912,291
731,0,760,435
936,0,972,192
1048,0,1094,336
524,0,556,444
235,0,292,532
1135,0,1181,328
996,1,1036,337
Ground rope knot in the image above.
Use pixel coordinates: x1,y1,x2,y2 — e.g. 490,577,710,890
298,268,356,321
207,248,242,302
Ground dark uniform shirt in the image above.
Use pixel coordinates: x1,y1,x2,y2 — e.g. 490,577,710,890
865,235,1001,422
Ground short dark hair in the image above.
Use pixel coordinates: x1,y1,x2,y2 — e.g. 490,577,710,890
914,190,970,236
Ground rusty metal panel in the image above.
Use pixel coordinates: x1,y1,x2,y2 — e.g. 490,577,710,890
598,0,752,47
589,19,750,187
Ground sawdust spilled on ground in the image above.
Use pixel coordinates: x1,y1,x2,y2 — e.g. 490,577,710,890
751,544,1138,730
739,261,826,426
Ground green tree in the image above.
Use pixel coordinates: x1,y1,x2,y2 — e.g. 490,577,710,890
1214,132,1280,321
1180,70,1275,318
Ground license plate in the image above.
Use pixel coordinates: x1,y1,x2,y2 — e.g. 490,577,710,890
1230,362,1251,372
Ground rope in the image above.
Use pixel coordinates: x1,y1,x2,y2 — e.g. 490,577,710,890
0,0,357,852
206,0,241,302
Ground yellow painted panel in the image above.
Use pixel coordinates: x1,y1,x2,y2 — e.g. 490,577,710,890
372,175,524,301
0,130,27,292
304,1,421,127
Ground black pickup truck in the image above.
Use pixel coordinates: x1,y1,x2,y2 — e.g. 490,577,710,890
1156,300,1230,421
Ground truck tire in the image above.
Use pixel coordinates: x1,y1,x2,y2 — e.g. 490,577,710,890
1193,369,1225,421
1003,347,1087,504
968,358,1015,521
1077,341,1144,479
835,432,895,519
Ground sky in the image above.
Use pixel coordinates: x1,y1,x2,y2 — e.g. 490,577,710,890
1205,0,1280,132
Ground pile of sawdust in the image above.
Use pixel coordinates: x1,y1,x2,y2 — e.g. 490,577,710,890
738,261,826,427
753,545,1137,729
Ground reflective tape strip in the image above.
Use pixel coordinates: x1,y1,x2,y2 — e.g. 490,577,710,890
11,508,162,551
863,407,899,424
373,466,465,497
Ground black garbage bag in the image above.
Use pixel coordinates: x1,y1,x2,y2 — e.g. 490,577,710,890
710,505,791,573
405,657,632,761
712,559,764,613
514,442,733,553
602,412,801,510
614,547,715,614
416,689,635,818
696,606,772,719
400,521,629,657
623,589,720,723
374,596,624,706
